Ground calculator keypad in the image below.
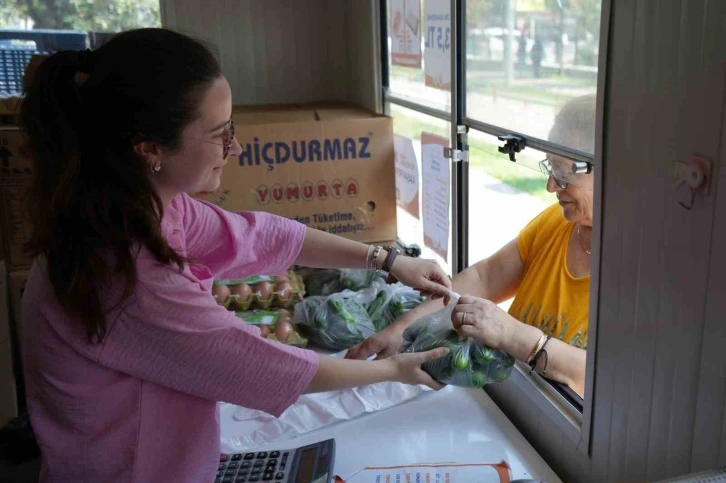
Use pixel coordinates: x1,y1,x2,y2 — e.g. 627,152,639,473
217,451,287,483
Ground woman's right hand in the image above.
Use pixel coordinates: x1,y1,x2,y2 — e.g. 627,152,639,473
345,325,405,360
387,348,449,390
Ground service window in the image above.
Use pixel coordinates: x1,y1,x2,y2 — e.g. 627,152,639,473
385,0,603,415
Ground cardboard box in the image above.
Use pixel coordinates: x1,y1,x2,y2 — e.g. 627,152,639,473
195,104,398,244
0,127,33,270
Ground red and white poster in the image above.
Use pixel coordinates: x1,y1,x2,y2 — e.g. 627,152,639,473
394,134,420,219
421,132,450,261
390,0,422,68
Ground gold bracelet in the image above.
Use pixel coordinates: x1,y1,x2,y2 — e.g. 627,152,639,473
526,333,548,365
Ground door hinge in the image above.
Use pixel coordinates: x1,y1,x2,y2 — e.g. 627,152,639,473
444,148,469,162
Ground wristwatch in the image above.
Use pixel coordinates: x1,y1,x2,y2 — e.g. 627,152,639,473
381,246,400,273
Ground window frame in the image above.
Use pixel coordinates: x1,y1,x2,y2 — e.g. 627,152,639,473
379,0,612,456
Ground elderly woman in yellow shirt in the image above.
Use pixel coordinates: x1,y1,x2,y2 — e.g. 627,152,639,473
347,95,595,397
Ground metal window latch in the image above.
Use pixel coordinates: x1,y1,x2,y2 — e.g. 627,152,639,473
498,134,526,162
444,147,469,162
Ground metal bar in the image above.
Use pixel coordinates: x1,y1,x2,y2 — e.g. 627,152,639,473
379,0,390,115
452,0,468,274
385,91,451,122
464,116,596,164
449,0,460,274
582,0,613,458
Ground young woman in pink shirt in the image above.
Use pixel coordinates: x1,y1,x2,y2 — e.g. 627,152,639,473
18,28,452,482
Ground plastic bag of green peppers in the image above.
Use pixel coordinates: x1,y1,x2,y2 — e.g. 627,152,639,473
402,305,514,388
293,291,377,350
303,269,383,297
365,282,426,332
294,280,425,350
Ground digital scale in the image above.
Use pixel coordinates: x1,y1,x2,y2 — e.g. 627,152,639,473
217,438,335,483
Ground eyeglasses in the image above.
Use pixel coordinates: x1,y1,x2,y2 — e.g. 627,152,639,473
539,158,592,189
200,120,235,159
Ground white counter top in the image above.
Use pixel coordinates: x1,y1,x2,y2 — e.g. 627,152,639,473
220,384,561,482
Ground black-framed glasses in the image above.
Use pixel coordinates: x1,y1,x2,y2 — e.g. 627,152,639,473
200,120,235,159
539,158,593,189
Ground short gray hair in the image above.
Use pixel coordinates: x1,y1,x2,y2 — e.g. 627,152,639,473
548,94,597,154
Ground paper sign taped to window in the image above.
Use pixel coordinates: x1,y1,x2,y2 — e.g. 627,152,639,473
421,132,450,261
336,461,511,483
424,0,451,90
391,0,422,67
394,134,420,219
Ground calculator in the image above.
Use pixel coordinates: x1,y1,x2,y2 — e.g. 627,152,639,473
216,438,336,483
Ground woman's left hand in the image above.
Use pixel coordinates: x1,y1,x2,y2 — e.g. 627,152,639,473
450,295,516,350
389,256,453,303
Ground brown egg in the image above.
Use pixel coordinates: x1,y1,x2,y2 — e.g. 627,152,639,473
254,281,274,300
275,282,294,300
230,283,252,302
276,309,292,324
212,285,231,304
258,325,271,338
274,275,291,284
274,321,294,342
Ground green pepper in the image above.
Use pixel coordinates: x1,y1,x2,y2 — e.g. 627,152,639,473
367,291,388,318
453,349,471,370
471,371,488,388
473,346,495,365
330,299,357,326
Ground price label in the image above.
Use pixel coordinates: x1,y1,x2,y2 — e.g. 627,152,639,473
424,0,451,90
424,25,451,54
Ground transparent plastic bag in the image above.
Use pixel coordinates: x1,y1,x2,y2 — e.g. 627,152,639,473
219,351,430,453
402,304,515,388
366,282,426,331
303,269,382,297
294,291,377,350
294,280,425,349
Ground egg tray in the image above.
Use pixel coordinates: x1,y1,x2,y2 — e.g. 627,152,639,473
235,309,309,348
213,270,305,310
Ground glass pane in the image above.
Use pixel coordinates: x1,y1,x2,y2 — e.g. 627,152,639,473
389,103,453,274
465,0,601,154
1,0,161,94
467,124,594,401
388,0,451,112
468,132,552,305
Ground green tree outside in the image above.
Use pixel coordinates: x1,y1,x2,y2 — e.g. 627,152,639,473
0,0,160,31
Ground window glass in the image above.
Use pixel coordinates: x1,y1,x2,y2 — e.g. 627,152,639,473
466,0,601,153
388,0,451,113
468,125,593,402
389,102,452,274
1,0,161,94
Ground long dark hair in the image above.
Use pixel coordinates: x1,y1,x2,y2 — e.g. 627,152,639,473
20,28,222,342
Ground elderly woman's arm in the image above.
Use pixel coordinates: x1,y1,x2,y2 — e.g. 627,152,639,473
346,239,524,360
451,297,587,397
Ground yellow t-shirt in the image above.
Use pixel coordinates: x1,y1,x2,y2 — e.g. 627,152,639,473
507,203,590,349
